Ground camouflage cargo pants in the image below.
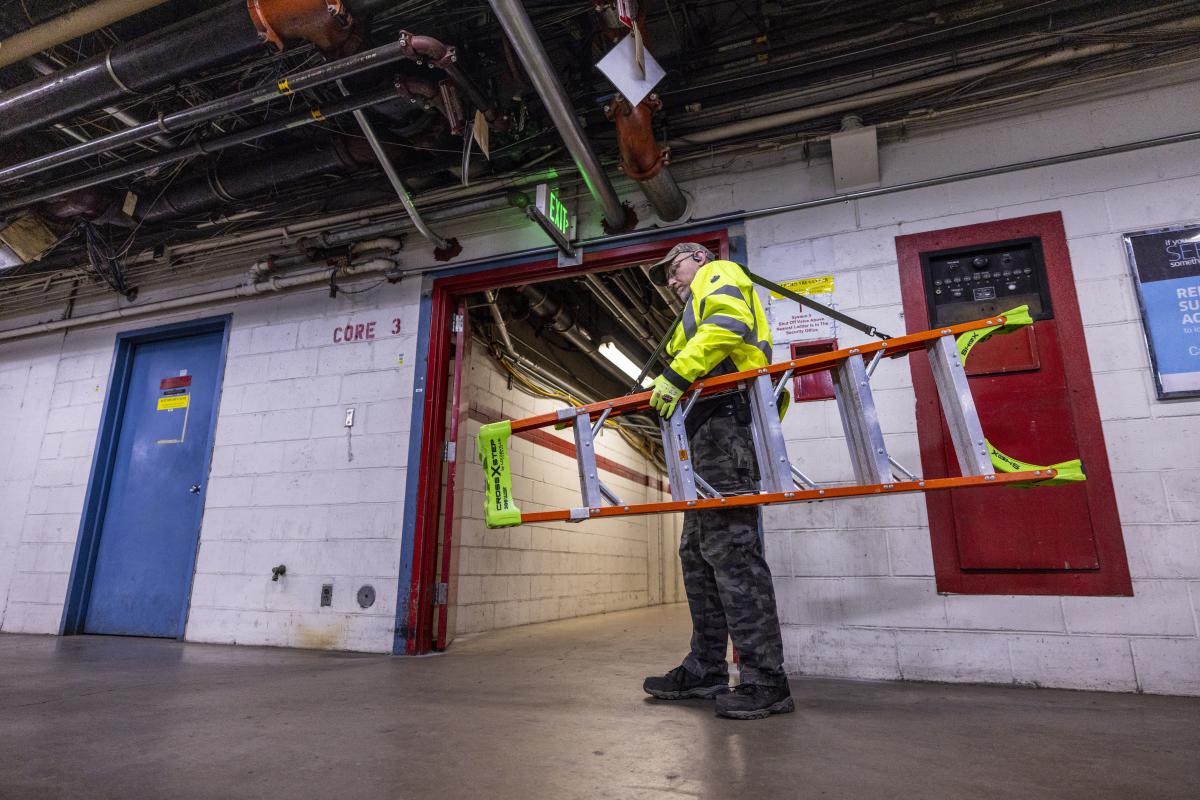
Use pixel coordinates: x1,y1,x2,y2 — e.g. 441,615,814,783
679,405,787,687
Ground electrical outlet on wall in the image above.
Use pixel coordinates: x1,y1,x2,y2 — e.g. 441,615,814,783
344,408,355,427
320,583,333,607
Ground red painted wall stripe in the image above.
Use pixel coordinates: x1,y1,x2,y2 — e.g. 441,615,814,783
468,404,667,493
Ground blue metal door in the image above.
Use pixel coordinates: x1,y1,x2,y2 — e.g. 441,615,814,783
83,330,224,637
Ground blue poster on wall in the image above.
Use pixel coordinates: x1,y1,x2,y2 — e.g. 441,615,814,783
1124,224,1200,399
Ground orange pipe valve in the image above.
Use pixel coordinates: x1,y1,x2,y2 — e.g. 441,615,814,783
247,0,358,56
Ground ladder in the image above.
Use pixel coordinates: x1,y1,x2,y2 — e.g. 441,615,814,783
477,307,1084,528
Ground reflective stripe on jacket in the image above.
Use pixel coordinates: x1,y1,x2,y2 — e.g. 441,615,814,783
662,259,773,390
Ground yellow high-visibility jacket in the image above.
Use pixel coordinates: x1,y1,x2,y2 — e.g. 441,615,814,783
661,259,773,391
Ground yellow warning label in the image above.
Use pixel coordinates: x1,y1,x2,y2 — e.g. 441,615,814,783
770,275,834,299
157,395,190,411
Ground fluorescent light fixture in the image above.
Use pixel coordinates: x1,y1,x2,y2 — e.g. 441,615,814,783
599,341,643,381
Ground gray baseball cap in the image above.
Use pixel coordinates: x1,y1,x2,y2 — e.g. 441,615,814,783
647,242,716,286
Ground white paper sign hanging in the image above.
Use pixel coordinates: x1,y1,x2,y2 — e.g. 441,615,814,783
596,33,665,107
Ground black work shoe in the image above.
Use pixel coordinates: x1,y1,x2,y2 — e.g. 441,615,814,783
715,682,795,719
643,666,729,700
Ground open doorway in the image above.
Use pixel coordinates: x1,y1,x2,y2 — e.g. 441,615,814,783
406,231,730,653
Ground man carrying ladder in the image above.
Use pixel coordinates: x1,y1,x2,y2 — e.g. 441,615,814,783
641,243,794,721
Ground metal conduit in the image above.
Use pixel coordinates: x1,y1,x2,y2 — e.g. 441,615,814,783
0,0,266,143
0,0,171,69
488,0,627,230
0,38,415,187
583,272,653,343
671,18,1200,147
483,290,517,358
0,86,405,213
336,80,456,255
24,54,173,150
0,257,400,342
6,128,1197,342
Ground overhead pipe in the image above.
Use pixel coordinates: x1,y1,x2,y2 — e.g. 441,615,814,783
606,93,687,222
0,0,265,143
0,85,407,213
24,54,172,150
483,290,517,358
488,0,630,231
19,124,1200,329
0,257,401,342
395,30,505,129
0,0,363,144
336,80,460,260
0,37,417,187
582,272,653,344
0,0,171,69
518,283,632,384
671,22,1200,147
134,138,378,223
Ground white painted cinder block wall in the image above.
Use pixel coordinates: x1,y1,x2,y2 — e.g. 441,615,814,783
688,85,1200,696
0,281,421,653
1,71,1197,692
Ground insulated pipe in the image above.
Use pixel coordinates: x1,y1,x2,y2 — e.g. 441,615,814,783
637,170,688,224
0,0,266,143
488,0,628,230
671,25,1200,146
13,126,1200,335
300,219,407,250
483,289,517,358
607,94,687,222
0,257,400,342
519,283,633,384
24,54,172,149
583,272,653,343
395,30,503,127
135,138,370,222
0,86,404,213
0,38,416,187
0,0,170,69
337,79,458,257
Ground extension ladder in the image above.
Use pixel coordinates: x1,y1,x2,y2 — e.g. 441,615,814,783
477,306,1084,528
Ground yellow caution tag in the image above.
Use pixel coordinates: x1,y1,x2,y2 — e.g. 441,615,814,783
277,78,292,95
157,395,190,411
310,107,325,121
769,275,834,299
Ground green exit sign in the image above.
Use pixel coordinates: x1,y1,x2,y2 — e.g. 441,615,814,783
529,184,574,256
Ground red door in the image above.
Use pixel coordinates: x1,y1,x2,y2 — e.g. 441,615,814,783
896,212,1131,596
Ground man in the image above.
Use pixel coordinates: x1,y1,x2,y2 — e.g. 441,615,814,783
641,242,793,720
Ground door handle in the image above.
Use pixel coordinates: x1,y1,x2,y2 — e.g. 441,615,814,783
189,484,201,494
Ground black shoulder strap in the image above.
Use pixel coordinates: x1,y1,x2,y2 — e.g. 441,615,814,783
742,268,891,340
628,267,891,394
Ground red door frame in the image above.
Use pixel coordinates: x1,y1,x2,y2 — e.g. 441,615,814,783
434,298,469,650
896,211,1131,596
405,229,730,654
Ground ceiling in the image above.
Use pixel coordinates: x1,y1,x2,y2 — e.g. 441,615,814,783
2,0,1200,320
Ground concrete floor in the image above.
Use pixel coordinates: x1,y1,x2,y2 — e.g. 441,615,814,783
2,605,1198,800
